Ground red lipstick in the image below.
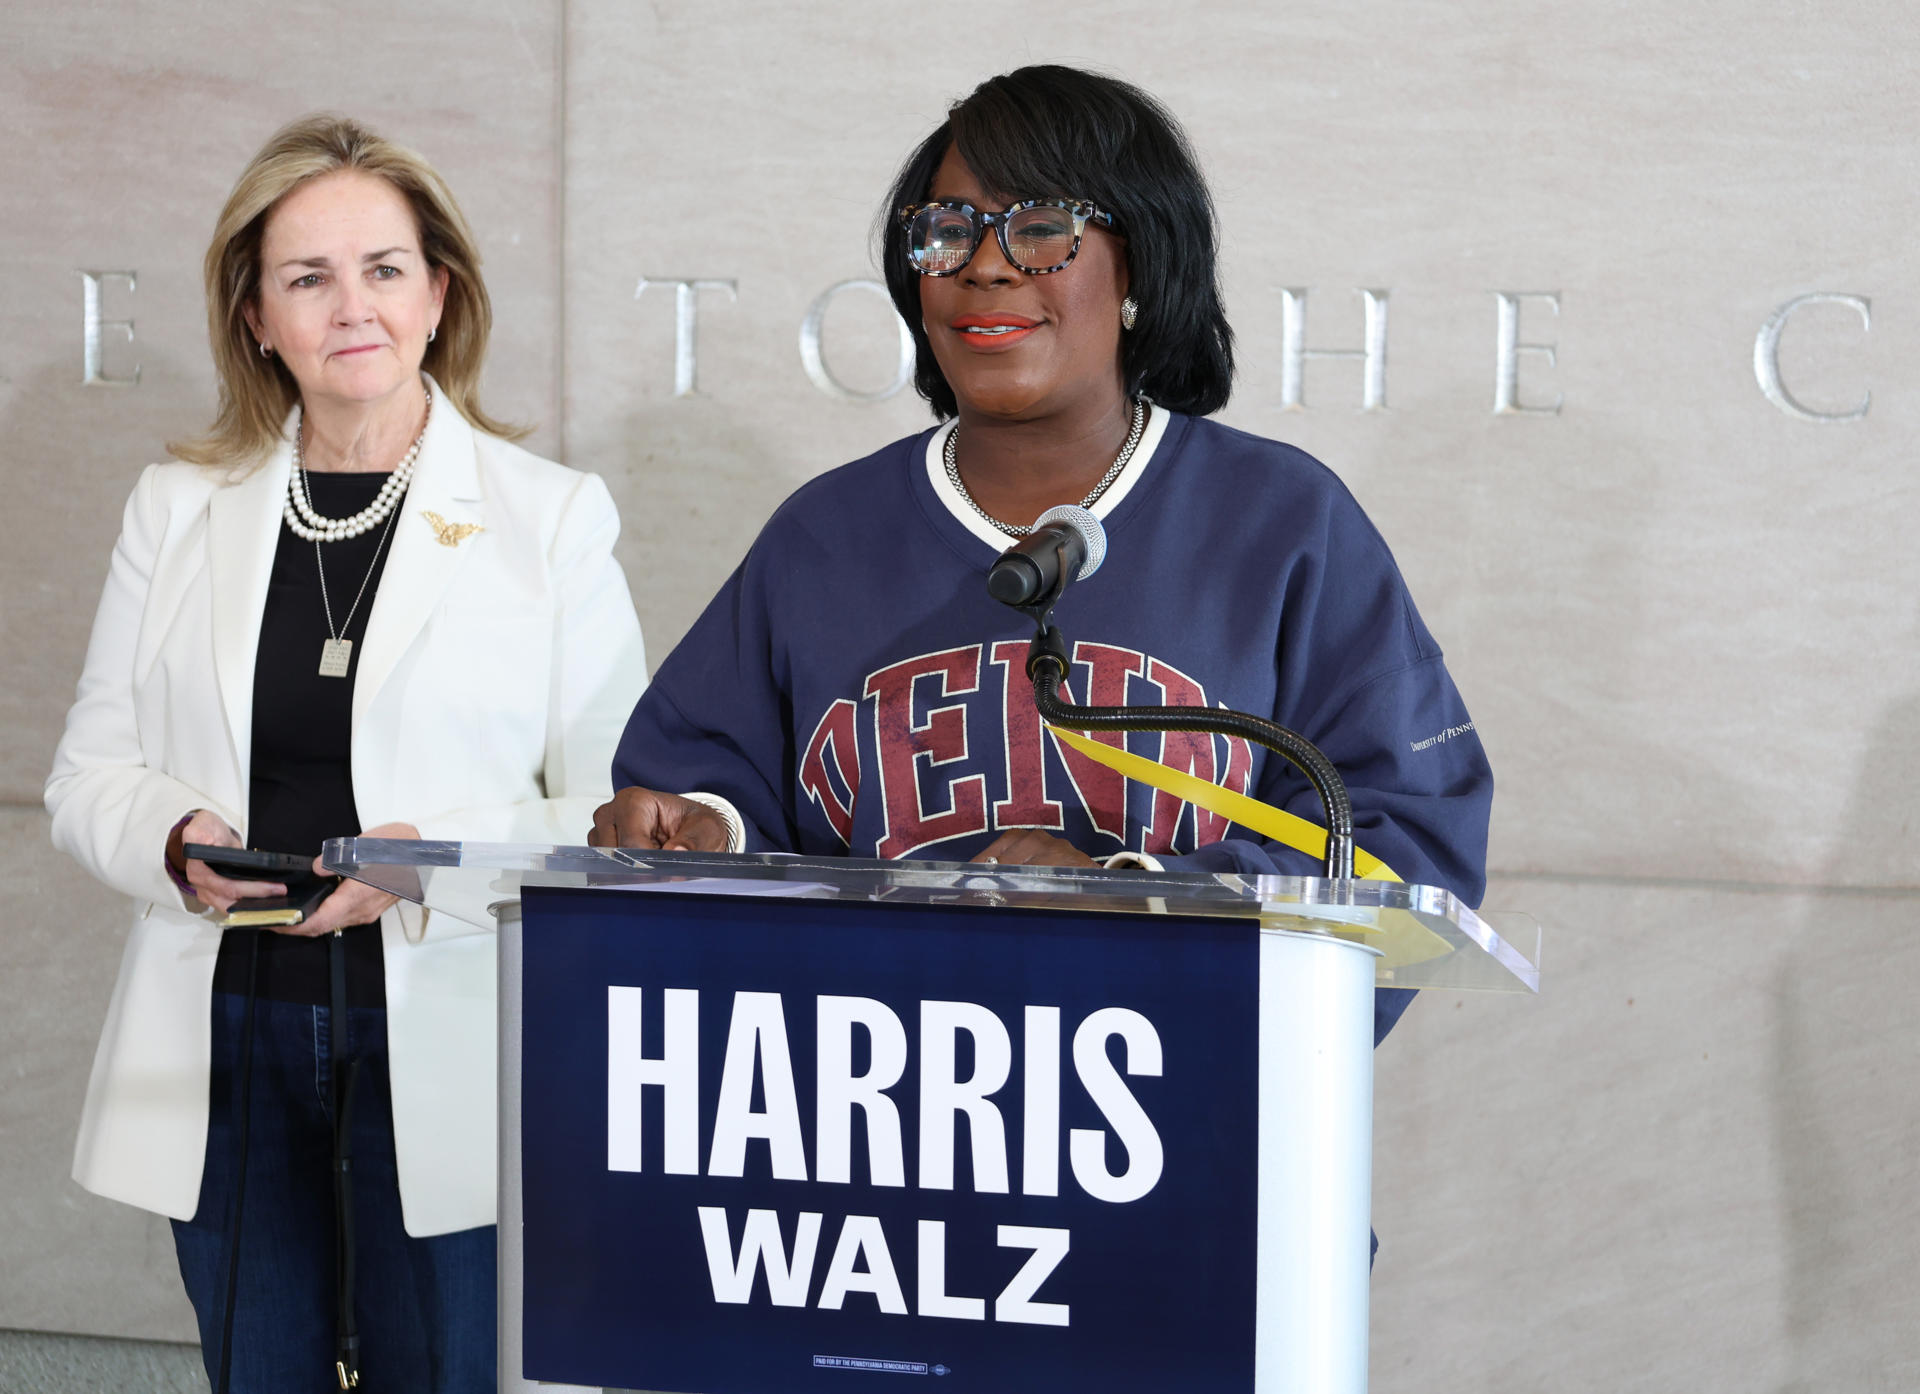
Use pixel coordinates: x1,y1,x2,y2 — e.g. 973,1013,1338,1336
950,313,1042,348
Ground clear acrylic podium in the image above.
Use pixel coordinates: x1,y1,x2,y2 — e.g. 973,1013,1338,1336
325,839,1539,1394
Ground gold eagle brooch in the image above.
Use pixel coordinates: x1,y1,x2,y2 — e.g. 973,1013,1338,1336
422,510,484,548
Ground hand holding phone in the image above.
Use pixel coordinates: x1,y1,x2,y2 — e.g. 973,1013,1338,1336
170,812,292,914
181,842,346,929
176,820,420,934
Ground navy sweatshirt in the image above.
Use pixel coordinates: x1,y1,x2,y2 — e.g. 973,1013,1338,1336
613,411,1494,1046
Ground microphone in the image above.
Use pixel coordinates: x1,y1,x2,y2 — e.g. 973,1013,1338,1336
986,504,1107,609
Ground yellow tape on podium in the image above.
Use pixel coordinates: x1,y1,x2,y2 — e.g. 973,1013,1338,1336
1046,725,1452,970
1047,725,1401,881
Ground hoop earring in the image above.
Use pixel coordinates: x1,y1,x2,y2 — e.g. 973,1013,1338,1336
427,327,437,344
1120,297,1139,331
258,341,272,358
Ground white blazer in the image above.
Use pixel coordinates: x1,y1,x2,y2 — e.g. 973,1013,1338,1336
45,389,648,1236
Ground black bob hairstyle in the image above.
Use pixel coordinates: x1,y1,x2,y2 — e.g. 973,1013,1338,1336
880,65,1236,420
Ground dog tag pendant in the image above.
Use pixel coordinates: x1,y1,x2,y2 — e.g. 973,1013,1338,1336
319,638,353,678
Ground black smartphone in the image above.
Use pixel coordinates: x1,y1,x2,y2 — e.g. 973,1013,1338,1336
219,878,340,929
183,844,316,880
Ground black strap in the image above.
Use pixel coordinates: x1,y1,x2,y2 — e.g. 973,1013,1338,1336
330,932,362,1390
215,933,261,1394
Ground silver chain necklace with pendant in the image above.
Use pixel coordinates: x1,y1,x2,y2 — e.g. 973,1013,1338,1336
943,399,1148,537
313,502,402,678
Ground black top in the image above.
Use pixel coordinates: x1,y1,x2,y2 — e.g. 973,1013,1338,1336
212,471,400,1006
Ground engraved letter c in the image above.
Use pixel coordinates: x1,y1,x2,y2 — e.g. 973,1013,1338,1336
1754,293,1870,423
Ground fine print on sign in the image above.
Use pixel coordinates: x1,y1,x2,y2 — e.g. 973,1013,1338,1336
519,887,1262,1394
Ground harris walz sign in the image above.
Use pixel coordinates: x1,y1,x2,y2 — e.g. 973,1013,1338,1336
520,884,1260,1392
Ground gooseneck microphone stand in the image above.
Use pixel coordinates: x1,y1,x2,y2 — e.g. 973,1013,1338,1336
998,540,1358,881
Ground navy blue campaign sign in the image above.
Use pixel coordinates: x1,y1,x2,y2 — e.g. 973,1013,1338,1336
520,884,1260,1393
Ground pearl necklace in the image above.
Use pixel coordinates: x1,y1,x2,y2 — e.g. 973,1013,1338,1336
943,399,1147,537
283,386,432,543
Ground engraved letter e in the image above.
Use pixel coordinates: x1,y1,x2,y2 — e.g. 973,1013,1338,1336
81,271,140,386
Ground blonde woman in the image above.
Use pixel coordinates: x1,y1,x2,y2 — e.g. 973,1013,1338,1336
46,116,646,1391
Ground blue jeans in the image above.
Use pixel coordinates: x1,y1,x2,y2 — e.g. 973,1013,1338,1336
172,990,496,1393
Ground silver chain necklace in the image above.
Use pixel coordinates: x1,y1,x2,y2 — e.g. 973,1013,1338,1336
943,399,1148,537
313,503,402,678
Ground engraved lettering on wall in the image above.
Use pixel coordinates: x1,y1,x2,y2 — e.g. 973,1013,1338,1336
1279,287,1389,411
71,264,1902,420
1753,292,1870,423
635,277,739,397
799,279,915,403
1493,292,1563,415
80,271,140,386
